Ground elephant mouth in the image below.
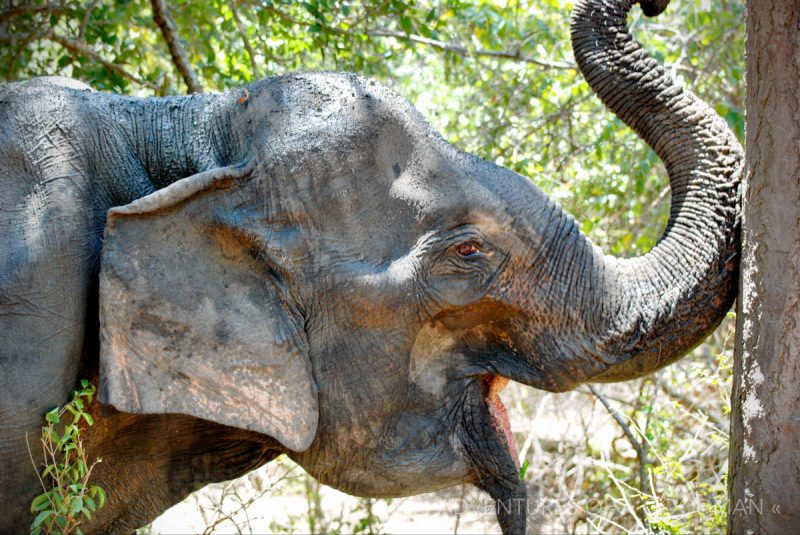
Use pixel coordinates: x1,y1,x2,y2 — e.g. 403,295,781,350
482,373,519,469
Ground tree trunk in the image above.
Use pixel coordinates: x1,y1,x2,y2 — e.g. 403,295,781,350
728,1,800,532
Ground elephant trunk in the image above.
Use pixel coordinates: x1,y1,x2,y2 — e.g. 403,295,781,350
547,0,742,384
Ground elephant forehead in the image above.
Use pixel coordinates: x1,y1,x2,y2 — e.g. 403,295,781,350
244,72,422,156
389,171,436,212
394,154,520,224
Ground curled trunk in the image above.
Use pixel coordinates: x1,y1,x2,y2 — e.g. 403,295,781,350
566,0,743,382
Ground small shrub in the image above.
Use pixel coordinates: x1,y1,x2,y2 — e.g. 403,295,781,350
27,380,106,535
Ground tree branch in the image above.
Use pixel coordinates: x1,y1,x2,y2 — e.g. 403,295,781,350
586,384,652,528
255,2,573,71
367,29,575,70
587,385,647,465
229,0,260,79
79,0,99,39
47,32,155,88
7,26,50,77
150,0,203,93
0,4,68,23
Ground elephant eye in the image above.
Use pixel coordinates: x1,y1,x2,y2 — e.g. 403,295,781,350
456,242,481,257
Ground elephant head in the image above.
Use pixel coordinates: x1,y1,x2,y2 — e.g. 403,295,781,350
97,0,741,532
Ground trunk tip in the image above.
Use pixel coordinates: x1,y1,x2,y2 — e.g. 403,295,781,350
639,0,670,17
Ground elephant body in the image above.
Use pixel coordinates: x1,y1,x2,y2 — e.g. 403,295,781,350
0,1,741,533
0,76,271,529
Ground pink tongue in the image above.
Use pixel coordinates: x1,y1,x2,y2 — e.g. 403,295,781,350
485,376,520,470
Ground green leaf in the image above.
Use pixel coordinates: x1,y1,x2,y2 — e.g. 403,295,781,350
518,459,529,480
31,510,53,528
70,496,84,516
50,500,62,517
62,426,75,441
400,16,412,35
30,493,51,513
45,408,60,424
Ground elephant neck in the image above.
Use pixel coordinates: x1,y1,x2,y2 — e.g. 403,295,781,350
126,92,235,189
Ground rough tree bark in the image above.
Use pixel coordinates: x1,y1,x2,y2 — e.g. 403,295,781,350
728,1,800,532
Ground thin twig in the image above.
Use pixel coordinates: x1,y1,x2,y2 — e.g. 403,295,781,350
229,0,260,79
588,384,652,529
367,29,575,70
452,484,467,534
25,432,57,512
0,30,29,45
6,26,49,77
47,31,155,88
596,454,649,532
150,0,203,93
200,464,296,534
79,0,99,39
660,374,728,431
586,385,648,479
0,3,67,22
253,2,573,71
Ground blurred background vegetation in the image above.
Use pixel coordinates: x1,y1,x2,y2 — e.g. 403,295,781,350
2,0,744,532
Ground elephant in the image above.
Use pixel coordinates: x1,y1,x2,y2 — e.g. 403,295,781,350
0,0,742,532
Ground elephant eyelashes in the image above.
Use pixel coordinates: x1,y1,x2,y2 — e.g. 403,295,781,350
457,243,481,257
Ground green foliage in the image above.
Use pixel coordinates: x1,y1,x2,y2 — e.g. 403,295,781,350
519,458,530,480
639,317,733,533
572,313,735,533
28,380,106,535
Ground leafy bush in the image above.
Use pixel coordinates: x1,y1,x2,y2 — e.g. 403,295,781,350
28,380,106,535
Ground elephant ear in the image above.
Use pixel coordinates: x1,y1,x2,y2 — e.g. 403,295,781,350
98,163,318,452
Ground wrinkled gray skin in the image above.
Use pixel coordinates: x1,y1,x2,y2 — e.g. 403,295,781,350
0,0,741,533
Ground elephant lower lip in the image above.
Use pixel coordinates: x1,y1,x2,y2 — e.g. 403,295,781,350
483,373,519,469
